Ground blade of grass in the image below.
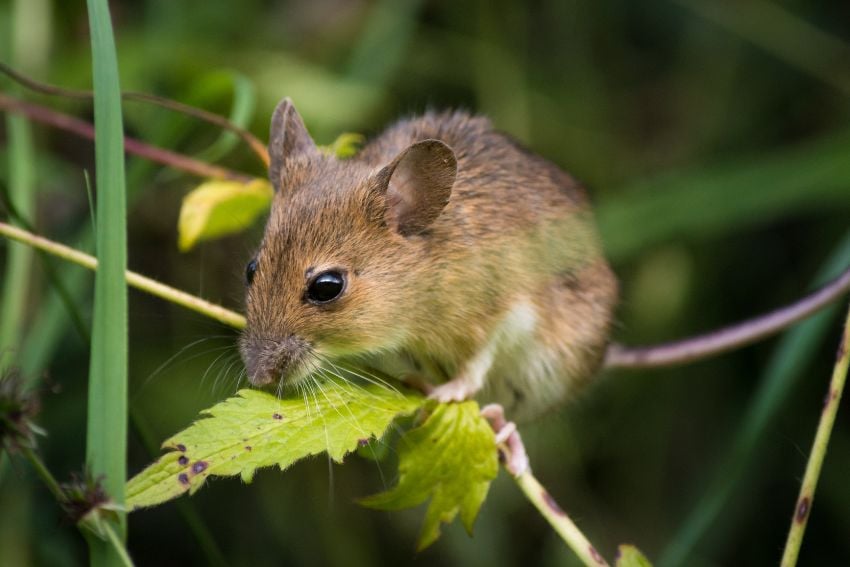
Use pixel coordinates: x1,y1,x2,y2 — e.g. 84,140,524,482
195,71,256,164
598,129,850,261
671,0,850,95
0,98,35,373
0,0,46,373
85,1,129,565
659,230,850,566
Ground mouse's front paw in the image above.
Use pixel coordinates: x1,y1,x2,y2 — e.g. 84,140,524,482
428,378,475,403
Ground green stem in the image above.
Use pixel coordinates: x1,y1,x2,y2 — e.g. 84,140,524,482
780,302,850,566
513,470,608,567
102,523,135,567
20,445,65,503
0,221,246,329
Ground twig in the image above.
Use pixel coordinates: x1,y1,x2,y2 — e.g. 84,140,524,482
513,470,609,566
482,404,609,566
0,221,246,329
605,266,850,369
0,92,254,182
0,61,269,167
20,445,66,503
780,301,850,566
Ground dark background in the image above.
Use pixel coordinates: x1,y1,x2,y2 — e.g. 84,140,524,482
1,0,850,565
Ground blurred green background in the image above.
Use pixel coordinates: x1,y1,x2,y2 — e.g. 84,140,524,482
1,0,850,565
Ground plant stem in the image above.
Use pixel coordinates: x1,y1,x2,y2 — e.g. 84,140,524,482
0,93,253,182
20,445,65,503
20,447,138,566
0,222,246,329
605,265,850,369
102,523,135,567
0,61,269,167
513,471,608,567
780,301,850,566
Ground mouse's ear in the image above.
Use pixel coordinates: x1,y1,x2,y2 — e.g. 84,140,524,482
376,139,457,236
269,98,319,192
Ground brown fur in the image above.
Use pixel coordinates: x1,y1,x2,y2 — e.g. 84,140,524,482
241,100,618,421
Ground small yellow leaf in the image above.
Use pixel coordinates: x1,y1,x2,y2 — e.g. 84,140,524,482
177,178,273,252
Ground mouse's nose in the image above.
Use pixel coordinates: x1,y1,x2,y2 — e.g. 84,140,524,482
239,334,307,387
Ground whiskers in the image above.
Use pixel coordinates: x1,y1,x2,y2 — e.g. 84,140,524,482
133,335,244,402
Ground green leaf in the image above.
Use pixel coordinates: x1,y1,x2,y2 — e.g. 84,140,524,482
177,178,272,251
616,545,654,567
319,132,365,159
126,381,422,509
360,401,498,550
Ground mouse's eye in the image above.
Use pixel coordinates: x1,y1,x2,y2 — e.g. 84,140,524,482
245,259,258,285
306,270,346,304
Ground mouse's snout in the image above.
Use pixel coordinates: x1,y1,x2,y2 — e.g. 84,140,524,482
240,334,310,387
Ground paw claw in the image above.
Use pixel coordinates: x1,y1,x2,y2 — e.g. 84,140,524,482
428,380,473,403
480,403,529,476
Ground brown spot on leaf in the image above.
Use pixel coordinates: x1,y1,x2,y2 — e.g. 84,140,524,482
796,496,810,523
272,412,283,420
191,461,208,475
176,443,187,452
178,473,189,485
542,490,565,516
178,455,189,466
245,445,252,451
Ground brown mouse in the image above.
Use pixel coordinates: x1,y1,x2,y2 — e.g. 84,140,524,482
240,98,617,425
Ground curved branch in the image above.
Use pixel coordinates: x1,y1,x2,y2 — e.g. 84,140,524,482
0,93,253,182
605,265,850,369
0,61,269,167
0,221,246,330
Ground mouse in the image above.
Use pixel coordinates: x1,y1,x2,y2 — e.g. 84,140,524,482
240,98,618,430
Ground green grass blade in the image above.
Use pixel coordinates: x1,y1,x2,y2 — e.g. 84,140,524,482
85,0,129,564
659,230,850,566
672,0,850,95
0,109,35,373
195,71,256,163
0,0,44,373
598,130,850,261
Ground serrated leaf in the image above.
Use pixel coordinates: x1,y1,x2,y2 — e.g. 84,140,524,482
126,381,422,510
616,545,653,567
360,401,498,550
177,178,272,251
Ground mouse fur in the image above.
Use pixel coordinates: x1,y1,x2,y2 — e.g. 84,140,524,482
240,99,617,421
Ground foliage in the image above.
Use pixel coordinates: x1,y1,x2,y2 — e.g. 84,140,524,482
177,178,272,252
125,382,503,552
361,401,498,550
2,0,850,565
615,545,653,567
127,381,422,508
